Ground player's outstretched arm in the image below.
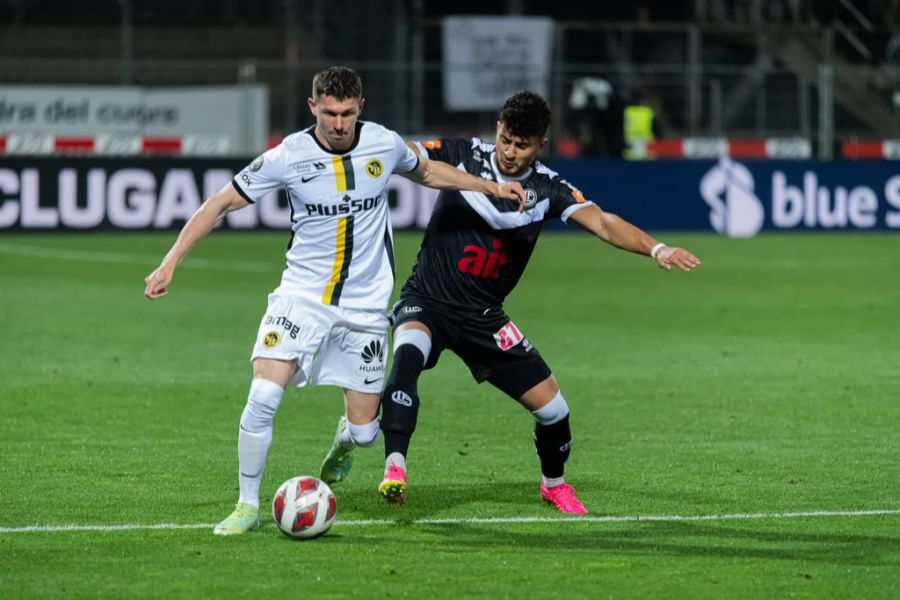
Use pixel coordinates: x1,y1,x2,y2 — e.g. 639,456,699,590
569,204,701,272
143,183,250,299
402,151,526,210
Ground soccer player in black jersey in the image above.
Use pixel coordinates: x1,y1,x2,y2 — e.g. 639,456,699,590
376,91,701,513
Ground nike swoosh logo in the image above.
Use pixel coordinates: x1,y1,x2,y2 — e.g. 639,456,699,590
301,174,324,183
364,377,383,385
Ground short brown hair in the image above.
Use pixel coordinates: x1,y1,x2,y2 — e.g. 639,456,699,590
312,66,363,101
499,91,551,138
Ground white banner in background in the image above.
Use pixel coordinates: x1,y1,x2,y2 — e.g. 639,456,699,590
442,16,554,110
0,85,268,154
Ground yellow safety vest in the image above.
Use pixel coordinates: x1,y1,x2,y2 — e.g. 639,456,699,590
624,105,655,160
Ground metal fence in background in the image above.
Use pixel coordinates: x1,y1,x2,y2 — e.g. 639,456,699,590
3,18,900,158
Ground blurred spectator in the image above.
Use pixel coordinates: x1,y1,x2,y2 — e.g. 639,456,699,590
884,0,900,63
567,77,626,158
624,87,664,160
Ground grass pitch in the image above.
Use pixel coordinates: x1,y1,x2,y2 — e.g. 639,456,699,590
1,231,898,598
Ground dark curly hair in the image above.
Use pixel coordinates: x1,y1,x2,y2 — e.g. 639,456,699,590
498,91,551,138
312,66,363,101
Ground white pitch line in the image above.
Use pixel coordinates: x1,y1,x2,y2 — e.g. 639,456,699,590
0,242,272,273
1,508,898,534
0,522,218,533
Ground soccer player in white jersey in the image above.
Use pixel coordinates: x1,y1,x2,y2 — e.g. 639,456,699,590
143,66,525,535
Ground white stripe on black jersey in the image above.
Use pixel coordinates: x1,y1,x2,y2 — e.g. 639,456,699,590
458,190,551,229
403,137,593,309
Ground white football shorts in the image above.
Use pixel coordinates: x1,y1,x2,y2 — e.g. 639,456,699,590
251,292,388,393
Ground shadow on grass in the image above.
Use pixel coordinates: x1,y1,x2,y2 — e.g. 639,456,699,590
410,520,900,567
332,480,540,520
321,481,900,568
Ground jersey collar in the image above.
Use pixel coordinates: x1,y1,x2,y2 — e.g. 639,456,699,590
305,121,365,155
490,152,533,182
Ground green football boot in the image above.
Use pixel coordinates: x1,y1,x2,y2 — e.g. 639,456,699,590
320,415,354,484
213,502,260,536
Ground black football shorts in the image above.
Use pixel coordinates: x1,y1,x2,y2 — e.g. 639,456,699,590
390,293,551,398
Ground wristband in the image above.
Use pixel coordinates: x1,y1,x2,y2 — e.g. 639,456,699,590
650,242,666,259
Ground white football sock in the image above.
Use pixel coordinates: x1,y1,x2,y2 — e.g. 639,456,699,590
542,475,566,487
236,378,284,508
531,391,569,425
393,328,432,368
385,452,407,473
347,418,380,448
238,427,271,508
339,418,381,449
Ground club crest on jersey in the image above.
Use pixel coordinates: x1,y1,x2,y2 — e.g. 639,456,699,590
365,159,384,178
524,189,538,208
262,330,280,348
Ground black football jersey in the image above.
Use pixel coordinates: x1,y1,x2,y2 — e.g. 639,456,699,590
401,137,594,309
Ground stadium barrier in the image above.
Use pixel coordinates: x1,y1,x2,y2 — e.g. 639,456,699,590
0,133,231,156
841,140,900,160
640,138,813,159
7,136,900,160
0,136,825,159
2,157,900,235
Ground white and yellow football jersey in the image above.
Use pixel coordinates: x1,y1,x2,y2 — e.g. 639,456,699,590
233,121,419,309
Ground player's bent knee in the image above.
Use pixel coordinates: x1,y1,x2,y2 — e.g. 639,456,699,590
393,328,432,367
347,418,380,447
531,390,569,426
239,378,285,433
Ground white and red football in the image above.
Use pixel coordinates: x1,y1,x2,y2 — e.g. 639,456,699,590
271,476,336,539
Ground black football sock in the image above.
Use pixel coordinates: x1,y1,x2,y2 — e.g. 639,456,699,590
533,415,572,479
380,344,425,459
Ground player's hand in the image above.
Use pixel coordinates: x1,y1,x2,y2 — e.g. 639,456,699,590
495,182,527,212
144,264,174,299
655,246,701,272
